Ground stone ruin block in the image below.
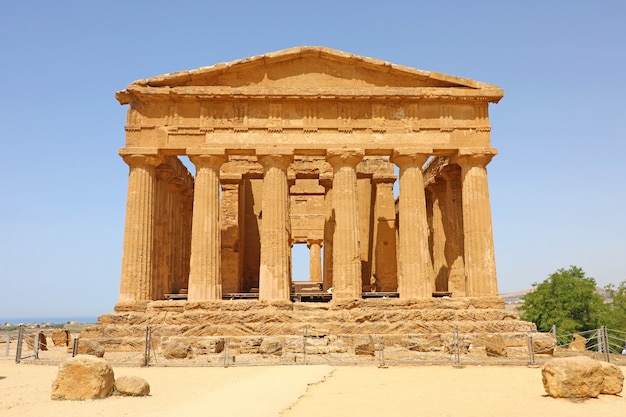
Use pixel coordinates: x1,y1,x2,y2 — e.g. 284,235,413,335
51,329,70,347
259,337,283,355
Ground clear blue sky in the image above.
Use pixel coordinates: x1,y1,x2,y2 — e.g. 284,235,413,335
1,1,624,321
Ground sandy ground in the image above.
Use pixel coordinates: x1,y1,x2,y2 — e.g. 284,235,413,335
1,356,625,417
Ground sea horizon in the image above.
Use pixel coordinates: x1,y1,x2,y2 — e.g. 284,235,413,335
1,316,98,325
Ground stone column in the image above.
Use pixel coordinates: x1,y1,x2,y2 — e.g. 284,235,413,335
454,149,498,296
119,151,163,302
371,174,398,292
441,165,466,296
307,239,323,283
320,176,334,292
153,165,175,300
187,151,227,301
391,149,433,299
428,180,448,292
220,175,243,294
258,150,294,301
179,188,194,292
326,149,364,300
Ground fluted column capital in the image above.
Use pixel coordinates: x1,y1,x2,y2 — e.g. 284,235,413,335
257,149,294,170
440,164,461,182
122,153,163,168
307,238,323,249
189,149,227,168
390,148,432,168
453,148,497,168
326,148,364,168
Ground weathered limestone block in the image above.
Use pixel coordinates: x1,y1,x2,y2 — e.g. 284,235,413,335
75,339,105,357
541,356,604,398
52,329,70,347
199,338,225,354
327,336,349,353
569,334,587,351
115,375,151,397
162,340,193,359
259,337,283,355
407,335,444,352
51,355,115,400
238,338,263,354
354,335,376,356
600,361,624,395
443,334,470,354
532,333,556,355
484,335,507,357
26,332,48,351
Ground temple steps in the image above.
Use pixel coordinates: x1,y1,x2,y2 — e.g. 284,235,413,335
79,297,543,353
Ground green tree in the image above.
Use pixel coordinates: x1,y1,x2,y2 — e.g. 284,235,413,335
518,266,606,334
602,280,626,333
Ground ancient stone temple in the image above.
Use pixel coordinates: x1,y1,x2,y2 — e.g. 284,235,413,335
83,47,541,357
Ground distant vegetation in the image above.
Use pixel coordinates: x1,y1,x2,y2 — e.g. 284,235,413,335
518,265,626,334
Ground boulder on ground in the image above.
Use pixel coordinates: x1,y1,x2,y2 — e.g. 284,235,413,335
51,355,115,400
76,339,105,357
541,356,604,398
600,361,624,395
115,375,150,396
52,329,70,347
568,334,587,351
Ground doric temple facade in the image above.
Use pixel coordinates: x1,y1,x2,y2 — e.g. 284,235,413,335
115,46,503,307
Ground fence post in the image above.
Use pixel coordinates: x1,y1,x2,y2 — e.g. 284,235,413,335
72,337,79,357
15,325,24,364
223,338,230,368
33,333,40,359
378,336,386,368
143,326,151,367
602,326,611,363
303,327,308,366
527,334,536,366
453,326,460,366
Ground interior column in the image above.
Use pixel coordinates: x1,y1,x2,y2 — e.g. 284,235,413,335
307,239,323,283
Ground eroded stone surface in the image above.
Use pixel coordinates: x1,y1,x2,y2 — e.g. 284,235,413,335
600,361,624,395
541,356,604,398
115,375,150,397
51,329,70,347
51,355,115,400
75,339,105,357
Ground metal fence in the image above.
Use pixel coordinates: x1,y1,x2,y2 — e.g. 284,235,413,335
11,324,626,367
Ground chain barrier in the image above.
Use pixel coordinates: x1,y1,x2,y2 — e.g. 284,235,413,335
9,325,626,367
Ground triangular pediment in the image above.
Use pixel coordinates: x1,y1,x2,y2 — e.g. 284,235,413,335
130,46,498,91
